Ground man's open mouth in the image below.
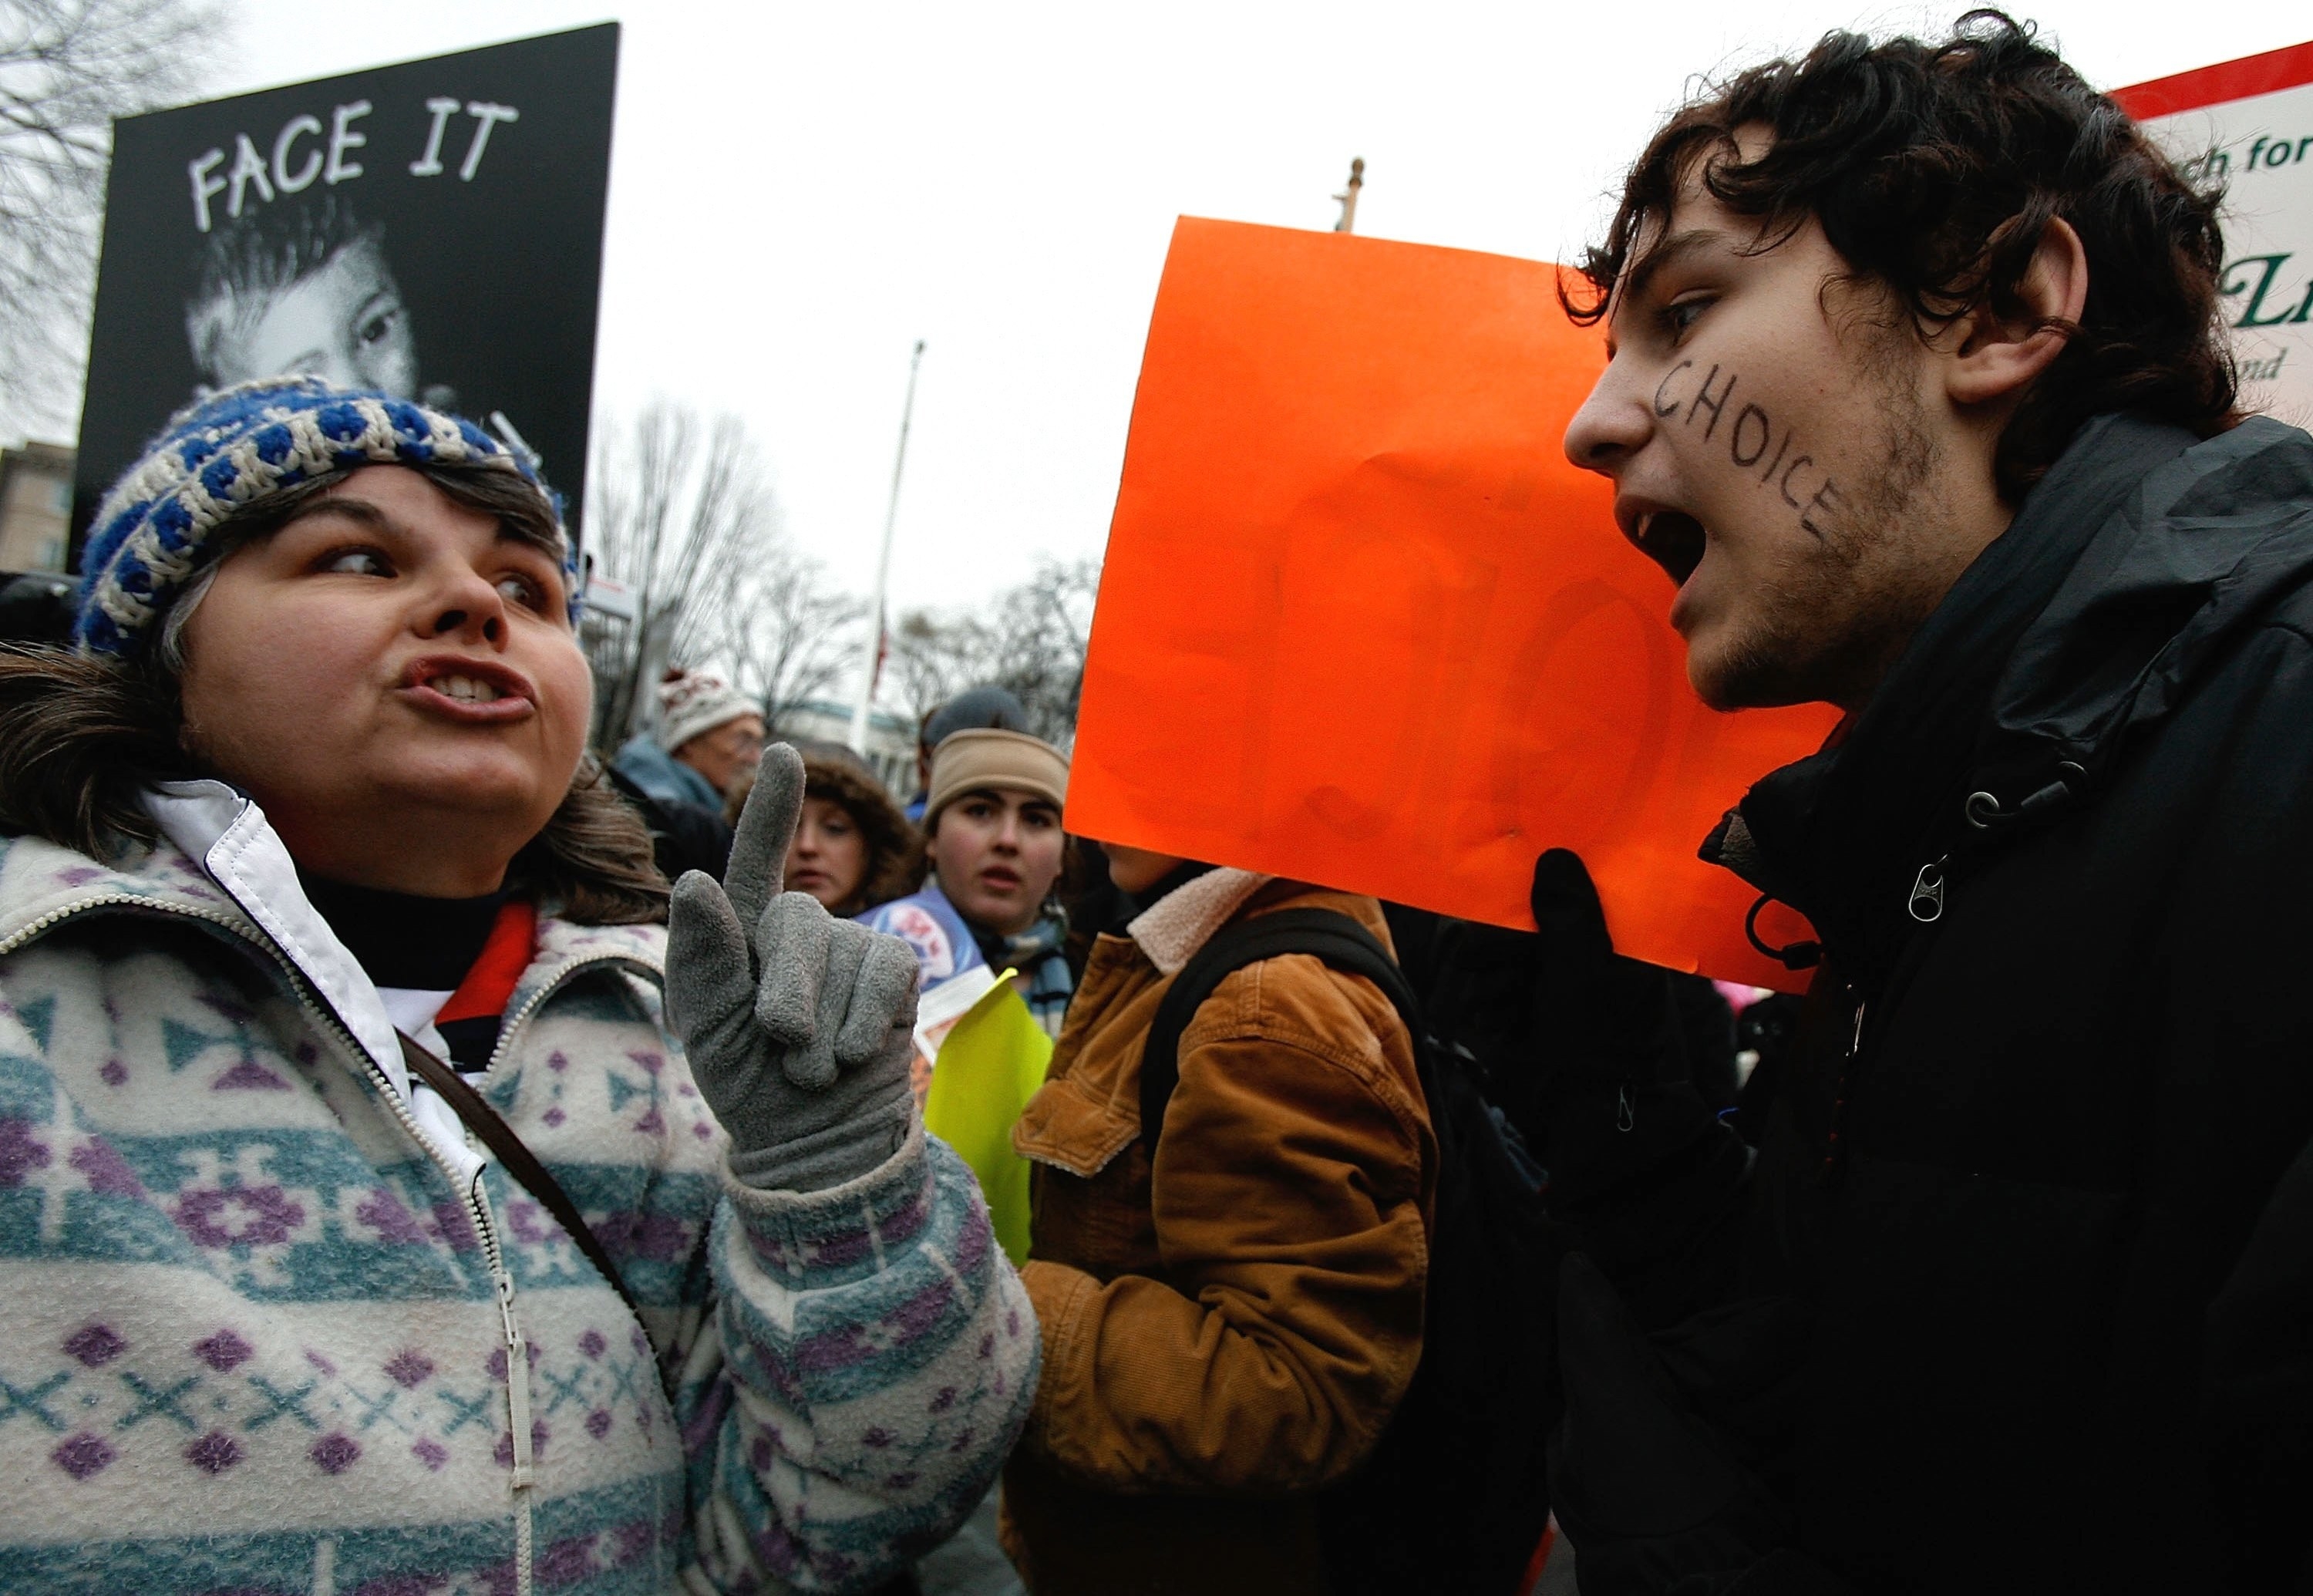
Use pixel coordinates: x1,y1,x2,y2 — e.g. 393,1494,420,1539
1635,510,1708,587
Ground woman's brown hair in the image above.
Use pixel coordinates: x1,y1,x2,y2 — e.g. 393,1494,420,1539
727,746,927,914
0,460,668,925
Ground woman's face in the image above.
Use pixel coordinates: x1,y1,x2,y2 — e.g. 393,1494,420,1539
784,796,870,913
930,786,1065,938
177,465,591,894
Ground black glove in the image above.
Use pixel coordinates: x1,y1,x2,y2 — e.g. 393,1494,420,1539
1526,849,1725,1207
1431,850,1730,1209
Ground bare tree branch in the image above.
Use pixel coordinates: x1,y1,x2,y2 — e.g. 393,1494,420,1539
0,0,224,441
883,556,1102,747
581,401,863,751
724,554,865,732
886,608,995,735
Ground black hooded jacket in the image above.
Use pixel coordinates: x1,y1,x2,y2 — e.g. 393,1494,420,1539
1556,415,2313,1596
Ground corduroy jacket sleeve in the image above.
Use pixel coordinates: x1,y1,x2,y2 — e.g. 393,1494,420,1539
1016,955,1435,1495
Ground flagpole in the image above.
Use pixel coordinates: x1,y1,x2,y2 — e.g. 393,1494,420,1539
850,339,925,755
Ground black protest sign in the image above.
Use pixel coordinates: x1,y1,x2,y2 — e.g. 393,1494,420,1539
72,23,618,561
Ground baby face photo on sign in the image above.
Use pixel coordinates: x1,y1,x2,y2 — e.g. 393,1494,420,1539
185,193,430,405
72,26,618,560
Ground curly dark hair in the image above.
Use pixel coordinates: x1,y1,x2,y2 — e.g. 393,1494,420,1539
1564,10,2240,500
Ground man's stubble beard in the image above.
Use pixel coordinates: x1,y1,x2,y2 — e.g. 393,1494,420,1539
1705,342,1943,712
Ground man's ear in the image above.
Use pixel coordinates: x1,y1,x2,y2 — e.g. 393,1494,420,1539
1945,215,2090,406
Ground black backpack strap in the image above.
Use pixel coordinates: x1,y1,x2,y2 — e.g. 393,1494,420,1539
1139,907,1422,1152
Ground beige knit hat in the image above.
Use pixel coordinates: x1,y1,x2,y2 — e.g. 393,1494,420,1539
658,670,757,754
924,729,1069,827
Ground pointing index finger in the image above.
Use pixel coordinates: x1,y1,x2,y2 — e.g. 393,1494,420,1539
726,741,804,931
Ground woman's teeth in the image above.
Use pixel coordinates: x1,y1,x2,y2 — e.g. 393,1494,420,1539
430,675,503,703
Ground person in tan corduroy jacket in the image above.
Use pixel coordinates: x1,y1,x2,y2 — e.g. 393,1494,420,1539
1000,850,1439,1595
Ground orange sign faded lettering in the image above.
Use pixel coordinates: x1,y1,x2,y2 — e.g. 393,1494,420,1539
1069,219,1837,989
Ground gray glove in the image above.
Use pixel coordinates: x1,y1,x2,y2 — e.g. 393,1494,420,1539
665,742,921,1193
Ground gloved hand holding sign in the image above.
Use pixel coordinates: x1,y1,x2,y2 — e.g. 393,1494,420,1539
665,743,921,1193
1518,849,1726,1207
1426,849,1746,1325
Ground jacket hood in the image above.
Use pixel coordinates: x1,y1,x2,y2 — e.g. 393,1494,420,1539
1975,415,2313,808
802,749,925,911
1712,413,2313,983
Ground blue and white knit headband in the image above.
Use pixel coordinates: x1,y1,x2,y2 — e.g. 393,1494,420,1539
74,375,577,658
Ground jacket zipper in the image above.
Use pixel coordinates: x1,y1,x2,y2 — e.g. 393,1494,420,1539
480,949,659,1077
1818,989,1867,1184
470,950,660,1596
473,1176,536,1594
0,893,636,1596
417,953,651,1596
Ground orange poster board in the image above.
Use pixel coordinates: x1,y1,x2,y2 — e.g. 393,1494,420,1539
1066,218,1840,990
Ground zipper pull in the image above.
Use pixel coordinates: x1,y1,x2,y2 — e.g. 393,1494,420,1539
495,1268,521,1342
497,1270,535,1491
1908,857,1948,923
1820,994,1867,1185
475,1178,536,1494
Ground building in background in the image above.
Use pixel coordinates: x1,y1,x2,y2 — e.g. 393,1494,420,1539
779,698,917,795
0,443,74,574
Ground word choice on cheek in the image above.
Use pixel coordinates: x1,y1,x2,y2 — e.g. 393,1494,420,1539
1653,359,1845,538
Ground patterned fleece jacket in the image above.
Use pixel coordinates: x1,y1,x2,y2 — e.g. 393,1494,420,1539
0,782,1038,1596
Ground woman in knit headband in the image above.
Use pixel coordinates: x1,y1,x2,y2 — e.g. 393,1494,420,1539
0,377,1032,1594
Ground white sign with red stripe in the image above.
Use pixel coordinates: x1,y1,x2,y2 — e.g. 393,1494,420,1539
2119,42,2313,428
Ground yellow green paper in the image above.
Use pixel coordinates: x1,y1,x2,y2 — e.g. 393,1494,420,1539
921,970,1052,1263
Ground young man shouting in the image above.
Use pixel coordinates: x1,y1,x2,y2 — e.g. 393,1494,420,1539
1554,15,2312,1594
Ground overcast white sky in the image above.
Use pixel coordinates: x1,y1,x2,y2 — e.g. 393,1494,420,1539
187,2,2305,618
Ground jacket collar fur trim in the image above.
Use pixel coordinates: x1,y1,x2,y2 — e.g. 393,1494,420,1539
1127,867,1272,976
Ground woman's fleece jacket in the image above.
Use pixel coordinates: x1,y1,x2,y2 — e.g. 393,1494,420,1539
0,781,1037,1595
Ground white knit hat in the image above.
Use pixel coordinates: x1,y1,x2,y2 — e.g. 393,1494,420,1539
658,671,757,753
